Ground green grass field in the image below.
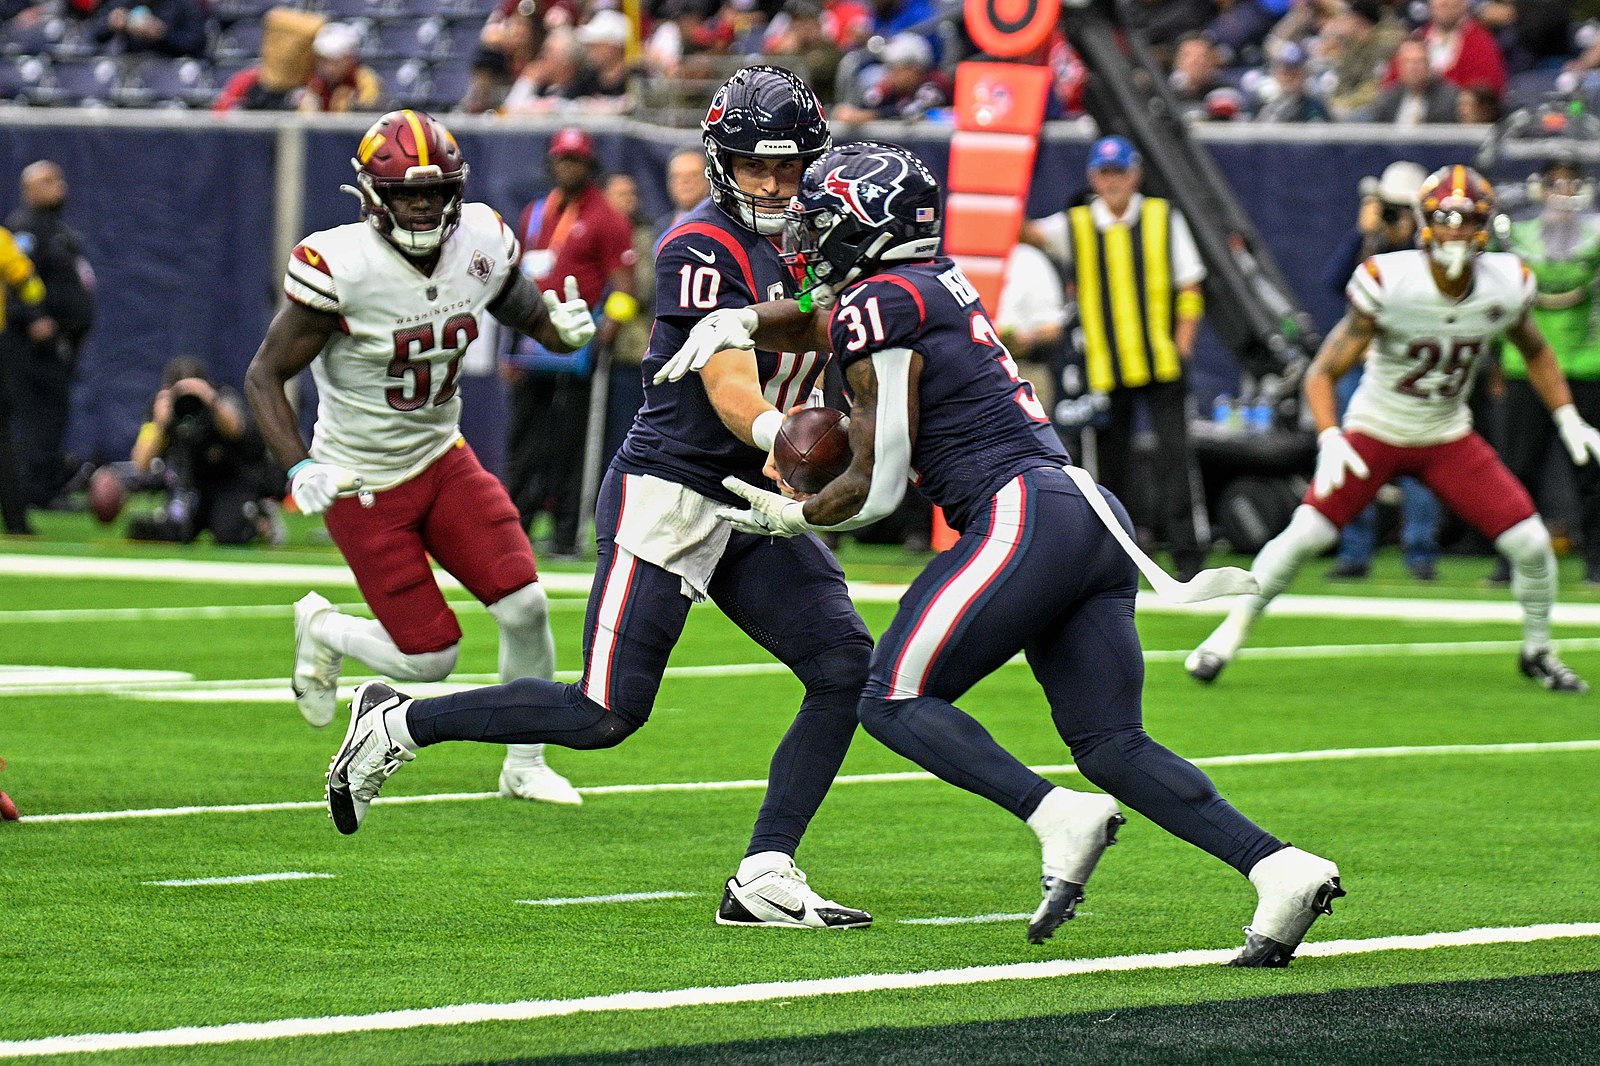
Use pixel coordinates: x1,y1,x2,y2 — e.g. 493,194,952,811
2,517,1598,1064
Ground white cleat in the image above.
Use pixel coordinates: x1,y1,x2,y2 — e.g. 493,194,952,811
326,681,415,835
499,760,583,806
1027,789,1125,944
1185,647,1228,684
1229,846,1345,967
292,591,344,728
716,862,872,929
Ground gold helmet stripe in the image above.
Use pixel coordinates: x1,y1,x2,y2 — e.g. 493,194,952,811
357,129,385,165
401,110,430,168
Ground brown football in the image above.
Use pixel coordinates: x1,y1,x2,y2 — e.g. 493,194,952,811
774,407,852,495
87,466,126,525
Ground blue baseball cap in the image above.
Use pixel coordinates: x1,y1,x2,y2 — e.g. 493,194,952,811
1087,135,1140,174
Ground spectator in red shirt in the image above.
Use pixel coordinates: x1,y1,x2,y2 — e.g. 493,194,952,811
502,128,637,557
1383,0,1507,98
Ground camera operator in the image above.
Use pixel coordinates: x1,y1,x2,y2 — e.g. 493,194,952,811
128,356,281,544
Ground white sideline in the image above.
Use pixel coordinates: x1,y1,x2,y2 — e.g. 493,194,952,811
515,891,697,907
143,873,335,887
12,552,1600,618
19,739,1600,824
2,922,1595,1058
14,635,1600,700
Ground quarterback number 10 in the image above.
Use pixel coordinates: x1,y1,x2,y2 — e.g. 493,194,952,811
388,313,476,411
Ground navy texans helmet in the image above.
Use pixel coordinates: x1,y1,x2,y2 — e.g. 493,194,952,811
782,141,943,294
702,65,831,235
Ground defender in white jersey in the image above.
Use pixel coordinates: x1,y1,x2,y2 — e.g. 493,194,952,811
1189,165,1600,692
245,109,597,804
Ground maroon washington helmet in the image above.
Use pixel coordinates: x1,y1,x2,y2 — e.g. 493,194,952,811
349,108,469,256
1417,165,1494,243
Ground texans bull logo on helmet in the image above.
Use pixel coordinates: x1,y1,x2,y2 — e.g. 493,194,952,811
821,152,917,227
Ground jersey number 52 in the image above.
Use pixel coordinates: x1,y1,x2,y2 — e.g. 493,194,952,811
388,313,476,411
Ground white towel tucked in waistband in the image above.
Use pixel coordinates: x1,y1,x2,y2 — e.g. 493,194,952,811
613,473,733,602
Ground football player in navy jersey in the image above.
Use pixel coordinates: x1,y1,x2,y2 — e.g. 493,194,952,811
661,141,1345,966
321,67,875,931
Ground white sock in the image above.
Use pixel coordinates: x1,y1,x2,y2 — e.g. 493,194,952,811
383,700,418,754
737,850,792,882
503,743,547,768
315,613,457,682
491,584,558,773
1496,516,1556,652
489,583,556,683
1202,506,1338,659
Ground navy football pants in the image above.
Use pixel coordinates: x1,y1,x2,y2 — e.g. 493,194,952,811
858,466,1281,876
406,467,873,858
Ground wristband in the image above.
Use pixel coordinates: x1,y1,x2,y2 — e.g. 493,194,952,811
752,409,784,453
602,290,639,323
288,458,315,479
1176,290,1204,319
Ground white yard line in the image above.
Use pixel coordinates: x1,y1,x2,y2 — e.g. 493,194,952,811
1,922,1594,1058
15,635,1600,700
0,600,588,625
12,552,1600,618
20,739,1600,824
515,891,697,907
898,912,1034,926
142,873,335,887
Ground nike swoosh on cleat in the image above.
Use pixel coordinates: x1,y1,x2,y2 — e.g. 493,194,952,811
764,897,807,921
687,246,716,264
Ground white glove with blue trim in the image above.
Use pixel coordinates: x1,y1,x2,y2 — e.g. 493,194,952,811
543,275,596,349
715,476,811,537
290,460,363,517
653,307,757,385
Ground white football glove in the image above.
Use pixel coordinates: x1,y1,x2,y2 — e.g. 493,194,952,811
543,275,596,350
1554,404,1600,466
715,476,811,537
290,460,362,517
652,307,758,385
1311,427,1370,499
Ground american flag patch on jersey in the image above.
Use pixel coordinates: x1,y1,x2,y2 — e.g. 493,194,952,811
916,207,935,222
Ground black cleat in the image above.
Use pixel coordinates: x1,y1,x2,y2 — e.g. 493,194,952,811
1520,649,1589,694
1027,877,1086,944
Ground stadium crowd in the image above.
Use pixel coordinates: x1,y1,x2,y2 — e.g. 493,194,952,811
0,0,1597,121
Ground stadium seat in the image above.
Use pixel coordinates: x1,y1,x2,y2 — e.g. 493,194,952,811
0,55,50,103
212,20,265,60
319,0,407,22
38,56,122,106
213,0,277,22
369,57,431,105
365,19,424,58
3,15,65,57
430,0,496,21
118,56,212,107
425,57,469,109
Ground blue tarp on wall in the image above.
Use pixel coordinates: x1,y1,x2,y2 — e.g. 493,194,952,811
0,124,276,464
0,119,1482,471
